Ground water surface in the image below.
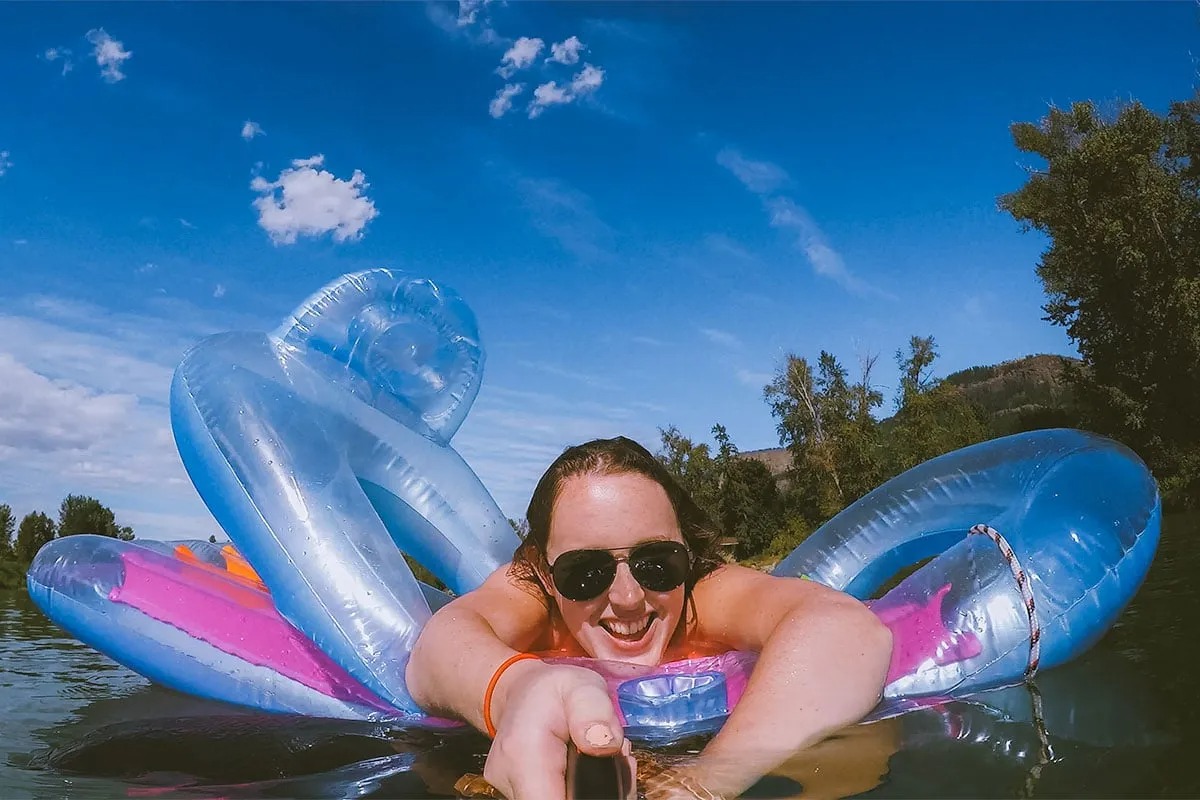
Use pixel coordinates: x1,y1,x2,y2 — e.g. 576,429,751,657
3,513,1196,798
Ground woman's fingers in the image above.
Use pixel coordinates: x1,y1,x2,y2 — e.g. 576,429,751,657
484,736,569,800
482,665,626,799
562,678,625,757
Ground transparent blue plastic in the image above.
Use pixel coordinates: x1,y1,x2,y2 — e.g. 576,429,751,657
774,428,1161,717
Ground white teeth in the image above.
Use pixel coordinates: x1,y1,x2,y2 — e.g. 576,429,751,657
604,617,651,637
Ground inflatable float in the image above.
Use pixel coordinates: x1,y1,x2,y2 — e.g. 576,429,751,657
27,269,1161,745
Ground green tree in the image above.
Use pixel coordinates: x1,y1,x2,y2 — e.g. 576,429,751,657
999,96,1200,502
896,335,938,409
711,424,782,559
15,512,57,563
887,336,989,473
656,425,721,521
765,350,883,522
57,494,135,541
765,353,840,519
0,504,14,560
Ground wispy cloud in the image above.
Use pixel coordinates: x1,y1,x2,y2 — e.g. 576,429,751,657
426,0,503,46
497,36,544,78
700,327,743,349
765,196,878,295
716,145,886,297
0,298,229,539
241,120,265,140
736,367,773,390
514,175,615,262
528,63,605,119
250,154,378,245
716,147,789,195
516,359,617,391
42,46,74,75
489,83,525,119
702,233,756,263
85,28,132,83
0,151,10,177
548,36,585,66
427,2,605,120
455,384,667,518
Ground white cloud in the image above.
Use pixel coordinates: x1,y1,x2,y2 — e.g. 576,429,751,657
765,196,873,294
700,327,743,349
548,36,585,65
717,145,885,297
427,0,502,45
250,154,379,245
527,63,604,118
85,28,132,83
43,46,74,75
528,81,570,118
0,151,10,177
489,83,524,118
0,353,138,454
497,36,544,78
716,147,789,195
0,302,224,539
570,63,604,95
179,218,195,229
213,284,226,299
241,120,265,140
456,0,493,27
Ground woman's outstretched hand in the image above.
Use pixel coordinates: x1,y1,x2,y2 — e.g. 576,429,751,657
483,662,628,800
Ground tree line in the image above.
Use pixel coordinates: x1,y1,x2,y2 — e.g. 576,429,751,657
656,90,1200,563
656,335,994,564
0,495,135,589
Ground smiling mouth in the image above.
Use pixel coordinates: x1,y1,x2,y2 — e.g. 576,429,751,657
601,613,655,642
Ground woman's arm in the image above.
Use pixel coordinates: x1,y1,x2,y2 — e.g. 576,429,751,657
687,565,893,797
405,565,627,800
405,564,548,727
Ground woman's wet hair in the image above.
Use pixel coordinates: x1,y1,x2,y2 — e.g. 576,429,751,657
508,436,726,609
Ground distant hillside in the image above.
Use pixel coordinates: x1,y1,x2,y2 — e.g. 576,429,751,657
739,354,1081,475
944,353,1080,436
740,446,791,475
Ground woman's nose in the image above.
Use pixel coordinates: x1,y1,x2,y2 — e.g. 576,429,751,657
607,562,644,608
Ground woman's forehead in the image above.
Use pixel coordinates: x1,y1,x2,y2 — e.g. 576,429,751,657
546,472,682,553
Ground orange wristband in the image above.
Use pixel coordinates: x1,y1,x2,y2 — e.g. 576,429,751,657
483,652,540,738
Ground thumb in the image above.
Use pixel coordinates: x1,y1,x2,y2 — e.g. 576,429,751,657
562,679,624,757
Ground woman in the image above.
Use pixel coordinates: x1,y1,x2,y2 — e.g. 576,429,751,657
406,437,892,799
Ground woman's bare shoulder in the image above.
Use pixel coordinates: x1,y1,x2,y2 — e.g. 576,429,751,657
434,562,552,648
691,563,867,648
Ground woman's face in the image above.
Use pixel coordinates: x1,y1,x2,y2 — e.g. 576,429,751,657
543,471,687,666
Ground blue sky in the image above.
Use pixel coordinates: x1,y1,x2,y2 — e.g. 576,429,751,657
0,2,1194,540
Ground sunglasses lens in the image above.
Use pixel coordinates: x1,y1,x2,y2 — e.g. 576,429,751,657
629,542,690,592
552,551,616,601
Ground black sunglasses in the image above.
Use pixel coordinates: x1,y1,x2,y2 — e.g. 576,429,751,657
549,540,691,602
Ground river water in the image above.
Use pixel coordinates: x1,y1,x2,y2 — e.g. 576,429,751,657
3,513,1196,799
